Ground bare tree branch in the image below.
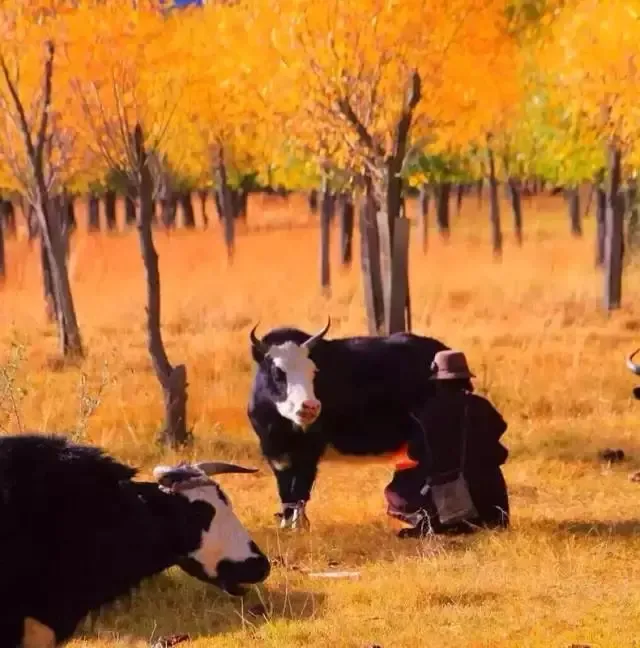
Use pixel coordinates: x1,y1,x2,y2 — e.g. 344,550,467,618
34,41,54,172
336,95,385,158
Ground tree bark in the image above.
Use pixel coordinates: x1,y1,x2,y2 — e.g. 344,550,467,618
339,192,354,266
508,177,523,246
215,146,235,260
360,189,385,334
198,189,208,228
603,144,624,311
319,174,331,294
565,187,582,237
88,192,100,232
134,123,190,449
595,180,606,267
487,142,503,258
104,189,117,231
125,194,137,227
178,191,195,228
435,183,450,238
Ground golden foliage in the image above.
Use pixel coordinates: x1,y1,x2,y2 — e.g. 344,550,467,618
544,0,640,152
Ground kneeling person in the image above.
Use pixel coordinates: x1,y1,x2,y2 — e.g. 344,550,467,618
385,349,510,538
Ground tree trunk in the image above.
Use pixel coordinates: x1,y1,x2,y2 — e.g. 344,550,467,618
595,182,606,267
417,184,429,253
1,199,16,237
178,192,196,228
160,194,177,229
308,189,319,214
487,144,503,258
319,175,332,294
26,202,38,241
230,187,248,223
435,183,450,238
584,182,594,218
40,237,56,322
627,179,639,251
134,123,190,449
360,188,385,334
64,191,77,235
455,183,464,216
198,189,208,228
476,178,483,207
35,196,83,357
603,144,624,311
215,147,235,260
125,194,137,227
565,187,582,237
508,177,523,246
339,192,354,267
88,192,100,232
104,189,117,231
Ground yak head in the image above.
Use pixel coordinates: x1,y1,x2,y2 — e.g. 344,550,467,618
153,461,270,596
249,318,331,429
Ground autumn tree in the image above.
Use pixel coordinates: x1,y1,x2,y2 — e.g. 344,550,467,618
268,0,518,333
0,4,84,357
543,0,640,311
61,0,193,447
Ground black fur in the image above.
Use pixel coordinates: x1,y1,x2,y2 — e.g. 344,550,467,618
248,327,450,505
0,434,215,646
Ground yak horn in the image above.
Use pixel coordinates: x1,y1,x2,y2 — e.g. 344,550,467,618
249,322,269,356
627,347,640,375
195,461,259,476
302,317,331,350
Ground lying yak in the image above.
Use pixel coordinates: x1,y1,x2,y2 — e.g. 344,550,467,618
0,433,270,648
247,318,450,528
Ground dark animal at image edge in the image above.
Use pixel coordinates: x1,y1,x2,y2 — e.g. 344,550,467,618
626,347,640,399
246,318,450,526
0,433,270,647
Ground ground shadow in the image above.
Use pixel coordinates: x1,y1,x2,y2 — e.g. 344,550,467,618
258,519,495,574
78,571,327,643
526,518,640,538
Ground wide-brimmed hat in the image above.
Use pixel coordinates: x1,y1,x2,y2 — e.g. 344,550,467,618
429,350,475,380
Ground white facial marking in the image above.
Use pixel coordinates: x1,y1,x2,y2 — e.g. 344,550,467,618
180,484,260,578
270,454,292,471
22,617,56,648
269,342,321,427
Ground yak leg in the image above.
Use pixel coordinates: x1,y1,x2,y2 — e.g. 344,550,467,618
267,441,326,530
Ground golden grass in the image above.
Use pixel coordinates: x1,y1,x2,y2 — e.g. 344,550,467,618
3,191,640,647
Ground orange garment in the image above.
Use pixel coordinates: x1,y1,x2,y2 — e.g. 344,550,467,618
390,443,419,471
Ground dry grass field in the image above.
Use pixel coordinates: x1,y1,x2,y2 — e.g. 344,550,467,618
3,191,640,647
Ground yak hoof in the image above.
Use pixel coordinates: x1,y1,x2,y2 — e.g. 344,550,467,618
277,503,310,530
